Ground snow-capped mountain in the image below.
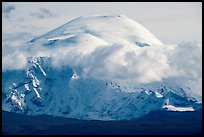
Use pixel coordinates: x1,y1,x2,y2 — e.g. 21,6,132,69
2,14,201,120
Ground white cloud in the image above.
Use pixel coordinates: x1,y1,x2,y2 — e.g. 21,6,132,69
2,35,202,96
2,46,27,71
47,41,201,90
165,42,202,96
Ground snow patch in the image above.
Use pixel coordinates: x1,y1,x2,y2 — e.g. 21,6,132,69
24,84,30,91
71,72,79,80
145,90,150,94
155,91,163,98
163,105,195,112
38,64,47,76
11,94,26,110
33,88,41,98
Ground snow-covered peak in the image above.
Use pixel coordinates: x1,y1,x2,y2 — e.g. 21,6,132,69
25,15,170,84
32,14,162,46
2,14,201,120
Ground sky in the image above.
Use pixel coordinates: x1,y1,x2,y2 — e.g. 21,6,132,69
2,2,202,44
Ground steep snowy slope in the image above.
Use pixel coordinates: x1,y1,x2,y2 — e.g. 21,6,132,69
2,15,201,120
2,58,201,120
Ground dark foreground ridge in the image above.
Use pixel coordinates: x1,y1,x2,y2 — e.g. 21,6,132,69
2,110,202,135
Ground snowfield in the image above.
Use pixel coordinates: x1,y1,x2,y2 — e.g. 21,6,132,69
163,105,195,112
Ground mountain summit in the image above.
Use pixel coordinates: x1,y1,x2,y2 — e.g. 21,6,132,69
32,14,162,46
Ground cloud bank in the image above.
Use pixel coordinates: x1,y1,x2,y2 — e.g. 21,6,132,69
2,39,202,96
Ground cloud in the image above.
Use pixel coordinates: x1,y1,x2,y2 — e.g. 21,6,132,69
2,40,202,96
165,42,202,96
2,31,35,71
2,2,16,19
2,51,27,71
2,43,27,71
3,32,34,44
30,8,58,19
48,43,171,82
168,42,202,80
47,41,201,96
1,30,202,96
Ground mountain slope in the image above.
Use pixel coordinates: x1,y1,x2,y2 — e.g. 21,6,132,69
2,57,201,120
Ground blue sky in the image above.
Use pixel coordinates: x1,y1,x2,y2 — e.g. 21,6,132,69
2,2,202,44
